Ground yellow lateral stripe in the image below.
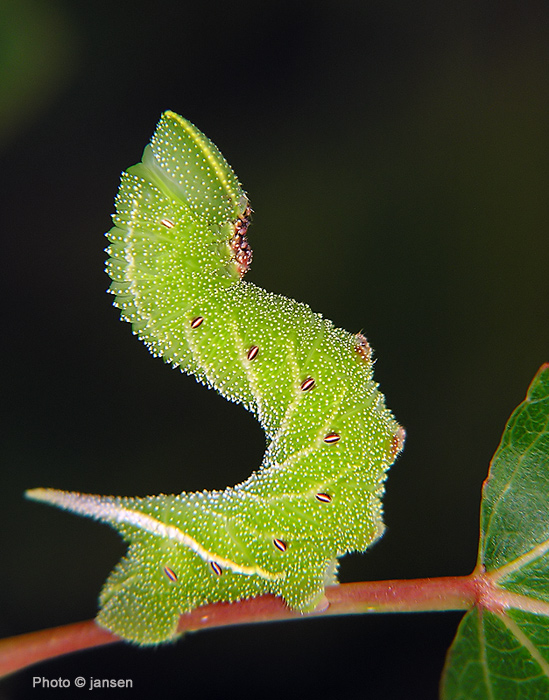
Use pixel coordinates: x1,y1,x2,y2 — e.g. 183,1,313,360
164,111,240,205
26,488,282,581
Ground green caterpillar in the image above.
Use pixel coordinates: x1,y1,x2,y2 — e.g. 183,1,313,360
27,112,404,645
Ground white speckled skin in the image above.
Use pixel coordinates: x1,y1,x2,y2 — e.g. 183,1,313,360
26,113,404,644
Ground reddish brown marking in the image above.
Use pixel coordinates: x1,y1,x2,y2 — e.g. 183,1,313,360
315,493,332,503
210,561,223,576
390,426,406,460
163,566,178,582
355,333,372,362
230,203,253,277
300,377,315,392
247,345,259,361
160,218,175,229
190,316,204,329
273,538,287,552
323,432,340,444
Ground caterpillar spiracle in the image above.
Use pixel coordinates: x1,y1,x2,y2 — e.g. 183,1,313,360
27,112,405,645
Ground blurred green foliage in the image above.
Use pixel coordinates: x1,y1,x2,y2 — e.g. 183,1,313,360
0,0,76,145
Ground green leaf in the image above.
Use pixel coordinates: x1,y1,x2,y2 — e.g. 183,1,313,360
441,364,549,699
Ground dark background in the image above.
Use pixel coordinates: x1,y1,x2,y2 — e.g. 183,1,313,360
1,0,548,698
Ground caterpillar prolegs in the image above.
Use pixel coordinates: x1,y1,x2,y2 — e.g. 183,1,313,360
27,112,405,645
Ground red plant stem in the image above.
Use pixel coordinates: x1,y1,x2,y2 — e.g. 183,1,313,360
0,620,118,679
0,574,481,678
